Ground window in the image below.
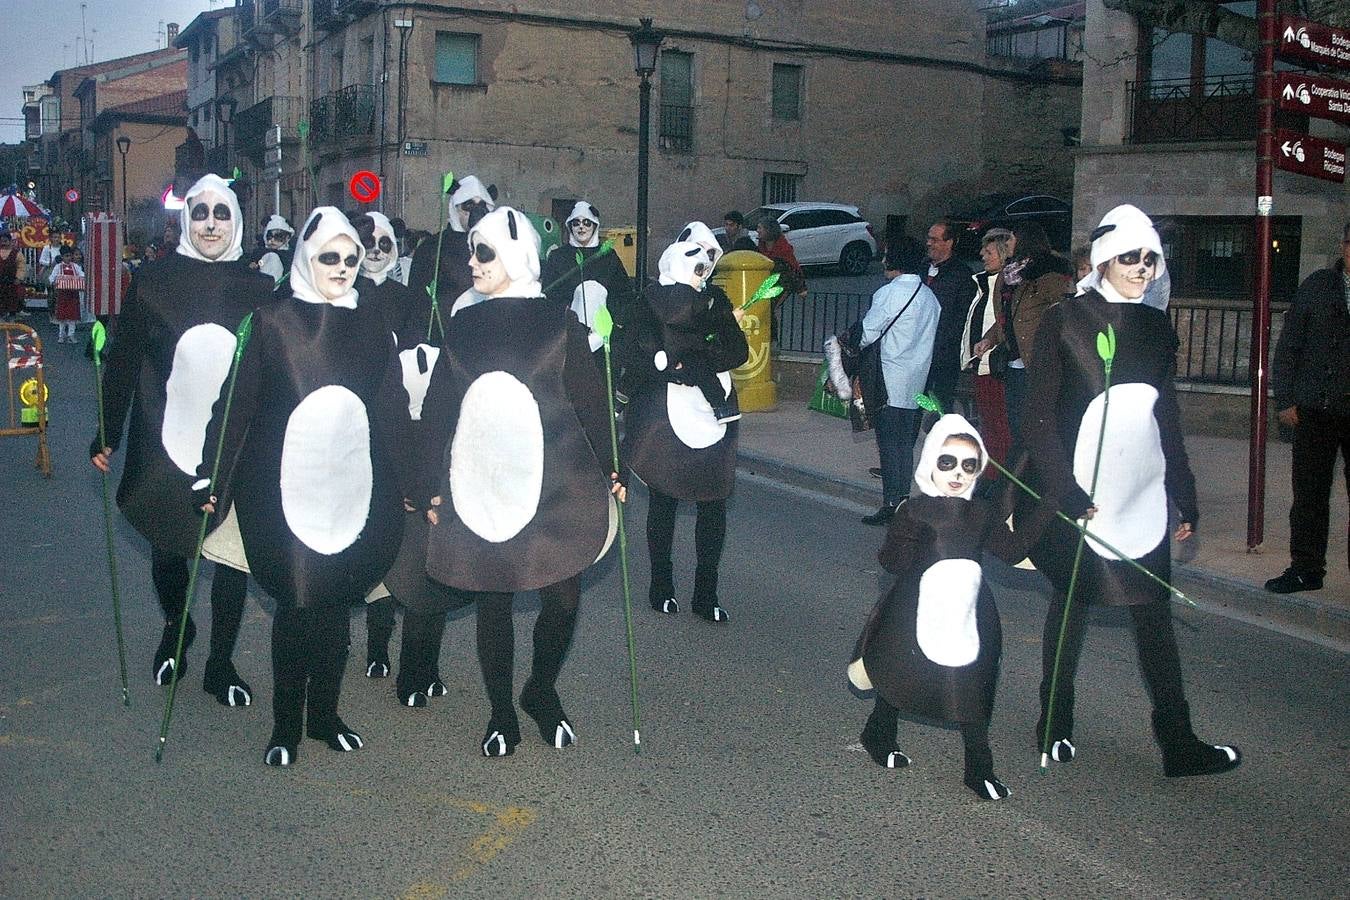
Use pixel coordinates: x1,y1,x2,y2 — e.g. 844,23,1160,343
1159,215,1302,301
360,36,375,86
660,50,694,151
771,63,801,121
435,32,480,85
762,173,800,205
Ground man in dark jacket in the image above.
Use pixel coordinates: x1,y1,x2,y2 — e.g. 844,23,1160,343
922,219,973,415
1265,221,1350,594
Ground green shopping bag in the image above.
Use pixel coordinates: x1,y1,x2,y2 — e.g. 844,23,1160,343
807,361,849,419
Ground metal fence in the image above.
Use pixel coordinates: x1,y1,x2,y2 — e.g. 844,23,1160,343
775,290,1285,388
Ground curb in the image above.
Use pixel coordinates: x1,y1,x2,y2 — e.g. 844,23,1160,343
737,449,1349,652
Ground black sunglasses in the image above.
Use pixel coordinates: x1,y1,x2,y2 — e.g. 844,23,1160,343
315,251,359,268
472,242,497,263
936,453,980,475
1115,249,1159,268
190,202,232,222
360,234,395,254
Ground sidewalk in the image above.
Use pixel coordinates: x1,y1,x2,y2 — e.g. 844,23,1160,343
736,401,1349,648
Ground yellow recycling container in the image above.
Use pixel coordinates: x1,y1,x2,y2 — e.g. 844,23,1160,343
712,250,777,412
602,227,638,277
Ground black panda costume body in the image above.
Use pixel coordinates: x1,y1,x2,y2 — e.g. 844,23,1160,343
200,207,406,766
849,415,1057,799
409,207,615,757
354,211,414,343
406,175,493,343
1021,203,1239,778
622,225,748,622
94,173,274,704
540,200,635,368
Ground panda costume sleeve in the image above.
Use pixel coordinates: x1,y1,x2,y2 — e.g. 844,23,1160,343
95,174,276,559
198,207,405,609
354,211,413,342
413,206,614,595
541,201,635,355
1020,206,1198,608
621,236,748,503
406,175,494,341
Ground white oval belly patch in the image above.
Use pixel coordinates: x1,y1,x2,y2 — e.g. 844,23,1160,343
570,280,609,353
161,323,237,475
1073,382,1167,559
666,372,731,449
450,371,544,543
915,558,982,667
280,385,373,555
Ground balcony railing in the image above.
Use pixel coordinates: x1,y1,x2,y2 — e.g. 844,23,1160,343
1127,74,1309,144
308,85,377,146
234,96,305,150
659,104,694,152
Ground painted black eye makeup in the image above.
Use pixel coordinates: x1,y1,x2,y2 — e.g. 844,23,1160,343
936,454,980,474
190,203,210,221
1115,249,1158,268
316,252,359,268
360,234,395,253
472,242,497,263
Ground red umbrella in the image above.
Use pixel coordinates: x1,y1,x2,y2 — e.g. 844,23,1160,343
0,193,47,218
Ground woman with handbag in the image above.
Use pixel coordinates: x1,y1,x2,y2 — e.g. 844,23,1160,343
858,238,940,526
962,228,1014,476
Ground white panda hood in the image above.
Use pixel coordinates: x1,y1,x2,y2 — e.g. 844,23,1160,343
914,413,988,501
467,206,542,298
290,207,364,309
657,240,708,288
176,174,244,263
360,211,399,286
449,175,496,233
1075,203,1167,300
676,220,723,272
565,201,601,248
263,214,294,247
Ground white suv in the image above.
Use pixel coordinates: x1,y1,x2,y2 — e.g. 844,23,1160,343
718,202,878,276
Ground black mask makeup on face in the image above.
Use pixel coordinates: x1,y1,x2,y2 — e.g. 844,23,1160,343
461,200,489,229
1115,249,1159,268
472,242,497,263
316,251,359,268
190,202,232,222
936,453,981,475
266,230,290,242
360,234,395,254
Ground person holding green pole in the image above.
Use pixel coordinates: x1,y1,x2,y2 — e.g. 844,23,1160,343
1022,204,1240,779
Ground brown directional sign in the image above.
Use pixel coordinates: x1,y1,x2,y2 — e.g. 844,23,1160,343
1279,16,1350,70
1277,72,1350,125
1275,129,1346,183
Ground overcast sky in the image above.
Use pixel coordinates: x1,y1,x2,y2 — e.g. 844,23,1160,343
1,0,219,143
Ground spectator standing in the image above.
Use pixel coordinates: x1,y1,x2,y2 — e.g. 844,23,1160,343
756,218,807,343
964,228,1014,475
719,211,757,252
0,233,26,320
1264,221,1350,594
858,238,940,526
922,220,974,417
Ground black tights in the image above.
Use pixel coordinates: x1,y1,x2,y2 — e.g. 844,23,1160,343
646,488,726,604
1038,595,1187,741
472,577,580,719
149,547,248,664
866,697,994,778
270,603,352,744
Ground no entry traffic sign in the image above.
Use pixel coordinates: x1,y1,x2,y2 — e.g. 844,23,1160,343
348,170,381,204
1275,128,1346,184
64,188,80,203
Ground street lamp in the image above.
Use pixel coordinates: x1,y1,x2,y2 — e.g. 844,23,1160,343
215,95,237,168
115,134,131,237
629,17,663,290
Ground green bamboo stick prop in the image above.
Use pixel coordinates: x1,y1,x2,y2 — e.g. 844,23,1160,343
156,312,254,764
914,384,1196,607
738,271,784,312
593,300,642,754
91,321,130,707
425,171,455,343
540,238,618,297
1040,324,1114,773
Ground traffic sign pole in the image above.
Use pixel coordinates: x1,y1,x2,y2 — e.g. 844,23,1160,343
1249,0,1275,553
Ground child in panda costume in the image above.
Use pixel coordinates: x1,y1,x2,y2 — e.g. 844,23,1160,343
622,225,749,622
196,208,406,766
1022,204,1240,778
540,200,634,365
253,214,294,290
848,415,1058,800
406,175,495,342
91,174,274,706
408,206,620,757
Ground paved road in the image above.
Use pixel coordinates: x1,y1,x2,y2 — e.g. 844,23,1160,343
2,337,1347,898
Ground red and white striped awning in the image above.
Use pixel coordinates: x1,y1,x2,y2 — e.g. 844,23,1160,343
0,193,47,218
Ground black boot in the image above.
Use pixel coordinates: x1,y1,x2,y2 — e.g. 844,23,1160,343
649,580,678,615
690,568,729,624
519,590,579,749
153,616,196,686
202,657,253,707
305,610,362,753
266,610,306,767
365,597,396,678
859,700,909,769
961,723,1008,800
477,592,521,757
1152,702,1241,778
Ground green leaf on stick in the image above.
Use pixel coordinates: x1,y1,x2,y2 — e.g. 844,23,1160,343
91,320,107,355
914,392,944,414
442,171,456,195
233,312,254,361
296,120,310,139
596,238,616,257
1096,324,1117,363
575,250,585,267
593,303,614,342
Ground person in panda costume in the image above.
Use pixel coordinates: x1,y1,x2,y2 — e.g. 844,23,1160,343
195,207,406,766
622,225,749,622
1021,204,1241,778
252,214,294,290
90,174,274,706
540,200,634,366
408,206,620,757
847,415,1059,799
406,174,495,342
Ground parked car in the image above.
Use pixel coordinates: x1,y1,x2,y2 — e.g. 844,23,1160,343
949,193,1072,257
711,202,878,276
